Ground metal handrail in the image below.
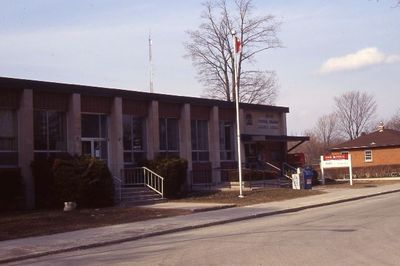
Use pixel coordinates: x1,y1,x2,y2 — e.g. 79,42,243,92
142,167,164,196
264,161,293,180
264,161,281,172
121,167,164,197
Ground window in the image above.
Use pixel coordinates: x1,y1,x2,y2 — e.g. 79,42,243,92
0,110,17,166
81,114,108,161
219,121,234,161
191,120,209,161
364,150,372,162
159,118,179,156
34,110,66,159
123,115,146,166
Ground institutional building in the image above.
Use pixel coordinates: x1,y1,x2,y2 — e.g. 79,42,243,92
0,77,308,208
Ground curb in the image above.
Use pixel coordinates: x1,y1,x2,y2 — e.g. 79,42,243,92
2,188,400,264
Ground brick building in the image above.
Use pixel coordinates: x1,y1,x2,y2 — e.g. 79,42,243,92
329,124,400,178
0,77,308,208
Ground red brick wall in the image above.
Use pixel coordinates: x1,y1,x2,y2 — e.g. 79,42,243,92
334,147,400,168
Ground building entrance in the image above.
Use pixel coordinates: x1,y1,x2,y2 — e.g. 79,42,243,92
81,114,108,162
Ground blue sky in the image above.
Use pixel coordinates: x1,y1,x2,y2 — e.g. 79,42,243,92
1,0,399,133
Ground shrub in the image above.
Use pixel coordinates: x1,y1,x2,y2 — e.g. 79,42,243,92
148,156,188,199
0,168,23,211
53,156,114,208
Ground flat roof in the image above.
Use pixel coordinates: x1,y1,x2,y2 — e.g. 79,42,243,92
0,76,290,113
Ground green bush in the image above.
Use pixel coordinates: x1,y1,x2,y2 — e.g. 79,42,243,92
148,156,188,199
0,168,23,211
53,156,114,208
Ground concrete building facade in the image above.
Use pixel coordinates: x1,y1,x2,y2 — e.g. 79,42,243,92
0,77,308,208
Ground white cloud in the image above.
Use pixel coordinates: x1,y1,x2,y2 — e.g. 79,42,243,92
318,47,400,74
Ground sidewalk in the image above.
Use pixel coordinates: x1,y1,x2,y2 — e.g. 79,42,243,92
2,183,400,264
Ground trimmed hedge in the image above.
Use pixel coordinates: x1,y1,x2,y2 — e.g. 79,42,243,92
148,156,188,199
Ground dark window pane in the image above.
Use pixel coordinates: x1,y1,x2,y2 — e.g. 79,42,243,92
198,120,208,150
48,111,66,150
0,152,18,166
100,115,107,138
167,119,179,151
0,110,17,151
192,152,198,161
199,151,209,161
81,114,100,138
123,115,132,150
159,118,167,150
132,118,144,151
191,120,197,150
34,111,48,150
133,152,146,165
124,152,132,163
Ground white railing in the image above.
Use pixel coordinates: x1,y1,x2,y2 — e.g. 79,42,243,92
113,175,122,203
122,167,164,197
264,161,295,180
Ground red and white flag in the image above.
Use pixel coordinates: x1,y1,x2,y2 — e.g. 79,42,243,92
234,36,241,54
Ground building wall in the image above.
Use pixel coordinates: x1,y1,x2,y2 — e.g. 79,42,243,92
0,80,290,208
343,147,400,168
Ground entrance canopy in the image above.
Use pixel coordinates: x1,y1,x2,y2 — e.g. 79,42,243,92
241,134,309,152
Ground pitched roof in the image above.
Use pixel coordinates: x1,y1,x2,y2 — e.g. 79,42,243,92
330,129,400,151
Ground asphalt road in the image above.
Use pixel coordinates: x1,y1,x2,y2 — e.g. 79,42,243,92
10,192,400,266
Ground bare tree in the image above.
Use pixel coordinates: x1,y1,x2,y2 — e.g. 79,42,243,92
386,109,400,130
314,113,340,150
185,0,281,104
334,90,377,140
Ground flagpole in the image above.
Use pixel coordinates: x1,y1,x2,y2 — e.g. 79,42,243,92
231,30,244,198
149,30,154,93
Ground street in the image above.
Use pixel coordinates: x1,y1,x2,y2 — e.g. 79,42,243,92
10,192,400,266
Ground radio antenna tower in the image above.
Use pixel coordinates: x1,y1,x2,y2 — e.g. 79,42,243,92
149,30,154,93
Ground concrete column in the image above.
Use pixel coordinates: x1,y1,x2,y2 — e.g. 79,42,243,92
209,106,221,184
18,89,34,209
109,97,124,177
281,113,287,135
67,93,81,156
281,112,288,160
179,104,192,186
147,100,159,160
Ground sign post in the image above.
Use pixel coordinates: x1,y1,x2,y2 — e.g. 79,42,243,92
320,154,353,185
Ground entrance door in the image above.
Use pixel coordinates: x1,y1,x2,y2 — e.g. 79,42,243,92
82,140,108,160
244,142,258,168
81,114,108,162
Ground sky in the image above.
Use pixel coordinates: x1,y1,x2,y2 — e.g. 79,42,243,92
1,0,399,134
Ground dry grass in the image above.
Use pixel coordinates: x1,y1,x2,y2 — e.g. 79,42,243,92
0,206,190,241
174,188,324,207
317,179,400,189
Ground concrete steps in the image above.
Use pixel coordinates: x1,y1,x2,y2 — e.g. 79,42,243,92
120,185,166,206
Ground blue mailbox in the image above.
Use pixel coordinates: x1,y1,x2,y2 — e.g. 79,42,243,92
303,167,314,189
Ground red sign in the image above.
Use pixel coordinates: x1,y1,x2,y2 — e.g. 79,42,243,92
323,154,348,161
